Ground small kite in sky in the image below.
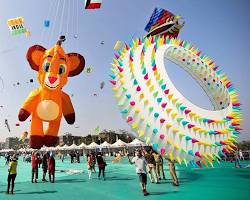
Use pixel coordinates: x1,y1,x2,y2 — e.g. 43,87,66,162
144,8,184,38
5,119,11,132
100,41,104,45
100,81,105,89
44,20,50,28
84,0,102,9
7,16,30,36
86,66,92,74
20,131,28,142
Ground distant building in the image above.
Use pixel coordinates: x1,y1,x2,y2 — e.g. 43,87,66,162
5,137,19,149
59,133,83,146
0,142,5,150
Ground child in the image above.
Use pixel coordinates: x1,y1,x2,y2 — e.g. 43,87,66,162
127,150,149,196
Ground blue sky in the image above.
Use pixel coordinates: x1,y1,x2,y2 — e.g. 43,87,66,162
0,0,249,142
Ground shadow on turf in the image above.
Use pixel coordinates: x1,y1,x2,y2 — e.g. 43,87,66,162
150,191,178,195
9,190,57,195
105,176,134,181
54,178,86,183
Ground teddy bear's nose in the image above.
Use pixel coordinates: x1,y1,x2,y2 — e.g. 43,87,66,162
48,76,57,84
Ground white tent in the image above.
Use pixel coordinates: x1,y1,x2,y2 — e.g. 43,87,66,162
68,143,78,150
61,144,69,150
86,142,100,149
55,145,61,150
128,138,146,147
111,139,127,148
100,141,111,148
0,149,14,153
78,142,87,149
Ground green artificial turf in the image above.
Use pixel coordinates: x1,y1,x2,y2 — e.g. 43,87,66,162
0,157,249,200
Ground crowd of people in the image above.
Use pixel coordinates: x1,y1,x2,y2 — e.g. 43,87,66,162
127,148,179,196
2,147,248,196
3,151,56,195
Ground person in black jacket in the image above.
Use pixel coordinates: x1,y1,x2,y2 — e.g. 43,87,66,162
96,152,106,180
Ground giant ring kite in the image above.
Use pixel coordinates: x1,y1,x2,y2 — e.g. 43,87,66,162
110,36,242,167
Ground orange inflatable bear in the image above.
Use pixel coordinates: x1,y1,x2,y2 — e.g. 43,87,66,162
18,36,85,149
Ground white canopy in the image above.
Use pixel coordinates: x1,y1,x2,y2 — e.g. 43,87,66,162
68,143,78,150
129,138,146,146
78,142,87,149
61,144,69,150
86,142,100,149
0,149,15,153
111,139,127,148
100,141,111,148
55,145,61,150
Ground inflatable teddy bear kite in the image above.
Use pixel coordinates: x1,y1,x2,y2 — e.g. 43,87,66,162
18,36,85,149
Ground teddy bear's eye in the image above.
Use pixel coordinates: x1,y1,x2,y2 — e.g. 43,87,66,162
59,64,66,75
43,61,50,72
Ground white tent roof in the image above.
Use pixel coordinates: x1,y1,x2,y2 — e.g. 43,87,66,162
61,144,69,150
78,142,87,148
100,141,111,148
111,139,127,147
68,143,78,150
129,138,146,146
86,142,100,149
55,145,61,150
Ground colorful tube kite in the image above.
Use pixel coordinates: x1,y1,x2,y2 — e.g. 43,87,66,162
145,8,184,38
110,35,242,167
18,36,85,149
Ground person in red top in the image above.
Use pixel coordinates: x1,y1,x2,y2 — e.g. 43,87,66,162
31,152,39,183
48,153,55,183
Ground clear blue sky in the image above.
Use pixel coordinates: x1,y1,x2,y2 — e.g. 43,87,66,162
0,0,249,142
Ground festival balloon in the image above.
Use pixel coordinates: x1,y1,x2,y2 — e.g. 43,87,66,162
18,35,85,149
110,8,242,168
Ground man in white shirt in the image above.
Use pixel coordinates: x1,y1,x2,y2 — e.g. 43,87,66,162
239,150,244,160
127,150,149,196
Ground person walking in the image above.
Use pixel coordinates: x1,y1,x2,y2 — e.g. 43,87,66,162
31,152,39,183
144,149,159,183
168,159,179,186
48,153,55,183
96,152,106,180
42,152,49,182
127,150,149,196
152,151,166,180
87,154,94,179
6,154,18,195
239,149,244,160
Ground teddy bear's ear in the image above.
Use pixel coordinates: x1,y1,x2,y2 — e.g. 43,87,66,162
67,53,85,77
26,45,46,71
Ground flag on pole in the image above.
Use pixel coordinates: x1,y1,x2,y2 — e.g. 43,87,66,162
85,0,102,9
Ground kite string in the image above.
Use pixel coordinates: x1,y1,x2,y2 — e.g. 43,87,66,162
38,0,55,45
49,0,60,43
59,0,66,36
65,0,71,42
76,0,80,52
